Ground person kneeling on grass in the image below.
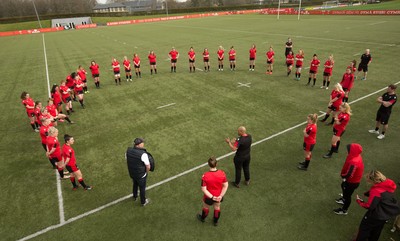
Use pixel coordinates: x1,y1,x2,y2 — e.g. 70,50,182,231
197,156,228,226
62,134,92,190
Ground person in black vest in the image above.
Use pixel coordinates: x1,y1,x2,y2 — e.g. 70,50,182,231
225,126,252,188
126,138,151,206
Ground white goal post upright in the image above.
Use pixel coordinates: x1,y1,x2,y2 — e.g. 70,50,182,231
298,0,302,20
277,0,281,20
277,0,302,20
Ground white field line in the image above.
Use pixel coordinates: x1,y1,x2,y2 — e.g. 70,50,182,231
157,24,395,47
196,68,204,72
156,103,176,109
18,82,400,241
353,53,361,56
42,33,65,224
368,21,386,26
304,67,310,69
319,111,326,114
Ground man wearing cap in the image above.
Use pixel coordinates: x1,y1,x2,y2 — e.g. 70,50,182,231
126,138,151,206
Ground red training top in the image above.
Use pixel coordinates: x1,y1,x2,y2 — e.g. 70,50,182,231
201,170,227,198
304,123,317,145
46,136,61,160
62,144,76,167
341,143,364,183
333,112,350,133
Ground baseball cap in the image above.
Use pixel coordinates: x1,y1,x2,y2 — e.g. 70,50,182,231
134,138,144,145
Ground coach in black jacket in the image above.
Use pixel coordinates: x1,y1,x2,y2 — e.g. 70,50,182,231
126,138,152,206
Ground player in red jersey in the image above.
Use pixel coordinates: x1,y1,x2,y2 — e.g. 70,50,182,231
321,55,335,89
188,47,196,73
348,60,357,74
20,91,38,132
34,101,43,128
298,113,318,171
228,46,236,71
249,44,257,71
266,46,275,75
202,48,210,72
340,68,355,102
60,80,74,115
77,65,89,93
46,127,69,179
112,58,121,85
89,60,100,88
323,103,352,158
73,75,85,108
294,49,304,81
217,46,224,71
123,56,132,82
169,47,179,73
62,134,92,190
286,50,294,77
148,50,157,75
51,84,63,114
320,83,345,124
47,98,74,123
133,53,142,78
197,156,228,226
65,72,77,101
307,54,321,86
39,118,57,169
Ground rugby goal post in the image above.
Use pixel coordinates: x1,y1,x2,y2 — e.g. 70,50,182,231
277,0,302,20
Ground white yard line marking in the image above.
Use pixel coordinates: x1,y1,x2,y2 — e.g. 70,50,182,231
368,21,386,26
18,82,400,241
353,53,361,56
196,68,204,72
237,82,251,88
319,111,326,114
56,171,65,224
304,67,310,69
156,103,176,109
42,33,65,224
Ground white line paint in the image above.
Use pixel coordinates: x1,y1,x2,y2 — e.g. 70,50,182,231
237,82,251,88
368,21,386,26
56,171,65,224
196,68,204,72
304,67,310,69
18,82,400,241
353,53,360,56
319,111,326,114
41,33,65,225
156,103,176,109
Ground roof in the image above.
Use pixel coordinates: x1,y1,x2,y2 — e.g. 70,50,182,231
93,3,126,10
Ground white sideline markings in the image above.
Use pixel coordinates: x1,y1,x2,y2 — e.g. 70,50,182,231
41,33,65,224
319,111,326,114
237,82,251,88
353,53,361,56
156,103,176,109
196,68,204,72
304,67,310,69
18,82,400,241
368,21,386,26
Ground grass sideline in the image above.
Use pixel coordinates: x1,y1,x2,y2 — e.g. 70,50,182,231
1,14,400,241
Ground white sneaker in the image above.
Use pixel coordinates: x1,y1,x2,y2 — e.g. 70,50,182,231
368,129,379,134
320,86,324,89
252,69,254,71
391,227,397,232
377,134,385,139
326,87,329,90
249,69,251,71
142,198,150,206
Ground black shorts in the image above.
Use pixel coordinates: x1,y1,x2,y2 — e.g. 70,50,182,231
343,88,349,92
309,70,316,74
218,58,224,61
171,59,177,63
296,65,302,68
204,196,224,205
63,97,72,103
249,57,255,61
76,90,84,95
82,79,87,83
203,59,209,63
42,143,47,151
303,142,315,152
323,72,331,77
358,64,368,72
114,71,120,75
150,62,156,65
66,164,79,173
92,74,99,78
267,61,273,64
189,59,195,63
376,110,391,125
125,69,131,72
286,63,293,67
57,102,62,107
134,65,140,69
328,105,338,111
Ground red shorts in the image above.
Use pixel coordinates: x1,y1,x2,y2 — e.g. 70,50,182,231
333,128,345,137
26,110,35,117
66,164,79,173
303,142,315,152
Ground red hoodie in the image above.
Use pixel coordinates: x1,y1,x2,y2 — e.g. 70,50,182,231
341,143,364,183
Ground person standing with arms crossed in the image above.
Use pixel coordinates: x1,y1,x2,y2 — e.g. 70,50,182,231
298,114,318,171
197,156,229,226
368,84,397,140
225,126,252,188
169,47,179,73
126,138,153,206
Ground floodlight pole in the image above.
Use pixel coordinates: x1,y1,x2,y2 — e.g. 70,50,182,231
165,0,169,18
277,0,281,20
298,0,302,20
32,0,43,28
